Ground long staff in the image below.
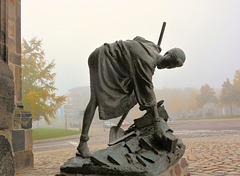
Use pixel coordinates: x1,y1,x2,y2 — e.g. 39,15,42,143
157,22,166,47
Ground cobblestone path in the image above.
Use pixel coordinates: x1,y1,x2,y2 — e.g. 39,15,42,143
16,134,240,176
183,135,240,176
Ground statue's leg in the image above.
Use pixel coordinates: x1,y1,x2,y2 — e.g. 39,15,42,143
77,94,97,158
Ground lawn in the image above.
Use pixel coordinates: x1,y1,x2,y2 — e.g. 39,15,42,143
33,128,81,140
176,114,240,121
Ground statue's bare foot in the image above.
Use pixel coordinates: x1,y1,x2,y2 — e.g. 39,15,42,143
77,142,92,158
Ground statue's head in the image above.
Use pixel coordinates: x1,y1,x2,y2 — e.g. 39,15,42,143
157,48,186,69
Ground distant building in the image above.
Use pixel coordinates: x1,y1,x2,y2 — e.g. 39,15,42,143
67,86,91,120
67,86,136,125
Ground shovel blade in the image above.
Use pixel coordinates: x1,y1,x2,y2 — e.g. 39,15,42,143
109,126,125,143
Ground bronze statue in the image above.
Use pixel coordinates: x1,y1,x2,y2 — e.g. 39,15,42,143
77,35,186,158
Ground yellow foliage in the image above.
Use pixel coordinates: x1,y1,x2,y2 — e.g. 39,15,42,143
22,38,66,124
169,93,184,112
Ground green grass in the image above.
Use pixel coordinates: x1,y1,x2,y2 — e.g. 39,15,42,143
33,128,81,140
175,114,240,121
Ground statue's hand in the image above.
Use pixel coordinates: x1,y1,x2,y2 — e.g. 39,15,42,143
154,118,168,139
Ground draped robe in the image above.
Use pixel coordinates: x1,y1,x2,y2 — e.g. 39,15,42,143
88,37,161,120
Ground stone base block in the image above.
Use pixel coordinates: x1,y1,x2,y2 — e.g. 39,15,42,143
25,129,33,151
14,150,33,170
159,158,190,176
58,157,190,176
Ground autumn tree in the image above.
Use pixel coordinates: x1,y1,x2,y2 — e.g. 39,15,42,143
220,78,234,115
185,90,199,111
22,38,66,123
197,84,218,107
169,92,185,118
233,70,240,105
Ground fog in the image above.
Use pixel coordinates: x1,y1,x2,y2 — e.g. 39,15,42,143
21,0,240,95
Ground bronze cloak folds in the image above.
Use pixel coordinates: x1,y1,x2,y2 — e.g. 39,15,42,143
88,37,161,120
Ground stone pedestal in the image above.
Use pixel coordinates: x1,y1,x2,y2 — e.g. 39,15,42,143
59,101,190,176
60,102,188,176
59,157,190,176
160,158,190,176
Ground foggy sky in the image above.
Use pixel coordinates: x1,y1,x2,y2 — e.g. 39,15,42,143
21,0,240,95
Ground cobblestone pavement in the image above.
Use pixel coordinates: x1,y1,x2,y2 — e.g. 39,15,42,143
183,135,240,176
16,133,240,176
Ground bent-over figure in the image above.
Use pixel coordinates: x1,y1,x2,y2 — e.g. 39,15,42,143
77,36,186,158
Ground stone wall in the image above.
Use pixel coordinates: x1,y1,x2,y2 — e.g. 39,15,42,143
12,110,33,170
3,0,22,106
0,0,33,172
0,59,14,130
0,59,15,175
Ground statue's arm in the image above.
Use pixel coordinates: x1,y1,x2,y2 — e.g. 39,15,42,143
152,104,167,135
152,104,160,122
